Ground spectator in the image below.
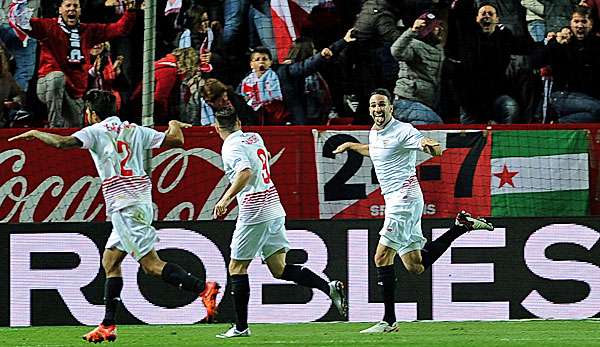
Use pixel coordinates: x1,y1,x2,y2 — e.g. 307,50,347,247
88,42,127,112
198,77,256,125
581,0,600,32
352,0,401,44
11,0,137,128
84,0,144,95
390,13,444,125
0,0,38,92
542,0,579,35
177,4,226,82
131,47,198,125
446,0,534,124
521,0,545,42
544,6,600,122
239,29,353,125
0,43,25,127
281,37,334,125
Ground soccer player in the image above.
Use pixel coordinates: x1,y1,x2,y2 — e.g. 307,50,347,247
8,89,220,343
333,88,494,333
212,111,348,338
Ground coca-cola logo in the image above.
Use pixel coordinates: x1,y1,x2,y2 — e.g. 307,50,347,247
0,147,285,223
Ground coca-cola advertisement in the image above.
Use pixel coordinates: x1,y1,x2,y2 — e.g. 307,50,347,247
0,127,319,223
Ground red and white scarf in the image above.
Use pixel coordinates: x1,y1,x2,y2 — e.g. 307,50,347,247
7,0,33,47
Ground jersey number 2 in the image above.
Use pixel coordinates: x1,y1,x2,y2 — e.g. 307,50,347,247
117,141,133,176
257,148,271,184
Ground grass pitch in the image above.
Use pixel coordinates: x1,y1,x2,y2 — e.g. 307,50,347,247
1,320,599,347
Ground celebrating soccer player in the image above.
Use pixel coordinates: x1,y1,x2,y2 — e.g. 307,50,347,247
333,88,494,333
212,110,348,338
8,89,220,343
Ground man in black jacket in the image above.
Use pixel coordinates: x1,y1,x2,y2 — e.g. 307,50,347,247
545,6,600,123
446,0,534,124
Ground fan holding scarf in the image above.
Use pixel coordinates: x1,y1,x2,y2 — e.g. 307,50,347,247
8,0,138,127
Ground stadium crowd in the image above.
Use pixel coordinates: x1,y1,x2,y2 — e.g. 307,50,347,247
1,0,600,127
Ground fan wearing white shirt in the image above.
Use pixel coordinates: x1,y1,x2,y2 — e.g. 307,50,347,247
212,111,348,339
8,89,220,343
334,88,494,334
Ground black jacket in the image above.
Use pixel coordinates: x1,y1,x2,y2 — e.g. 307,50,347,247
446,0,534,120
546,35,600,99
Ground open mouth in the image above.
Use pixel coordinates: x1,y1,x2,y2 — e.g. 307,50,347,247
373,112,385,121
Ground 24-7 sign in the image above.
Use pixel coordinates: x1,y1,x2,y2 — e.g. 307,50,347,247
313,130,492,219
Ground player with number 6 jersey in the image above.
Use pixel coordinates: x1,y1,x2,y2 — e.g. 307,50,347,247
8,89,220,343
212,111,348,339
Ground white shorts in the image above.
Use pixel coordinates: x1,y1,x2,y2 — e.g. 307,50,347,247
378,190,427,256
106,204,158,261
231,216,290,261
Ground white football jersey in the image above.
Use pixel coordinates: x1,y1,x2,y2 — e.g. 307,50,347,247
221,130,285,225
72,116,165,213
369,118,424,196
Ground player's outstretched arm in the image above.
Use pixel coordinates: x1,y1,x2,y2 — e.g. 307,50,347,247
162,120,192,148
213,168,252,218
8,130,82,149
421,137,443,156
333,142,370,157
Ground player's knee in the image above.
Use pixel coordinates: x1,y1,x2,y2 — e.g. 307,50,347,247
102,258,121,277
270,267,285,279
374,253,391,267
405,263,424,275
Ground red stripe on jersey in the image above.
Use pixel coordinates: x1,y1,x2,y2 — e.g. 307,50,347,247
241,197,282,211
101,176,153,208
103,179,151,194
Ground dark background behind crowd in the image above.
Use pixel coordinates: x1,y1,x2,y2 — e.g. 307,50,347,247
1,0,600,128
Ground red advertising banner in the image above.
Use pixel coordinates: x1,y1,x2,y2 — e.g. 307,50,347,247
0,127,319,223
0,124,599,222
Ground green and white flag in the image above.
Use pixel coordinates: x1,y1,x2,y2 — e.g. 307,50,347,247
491,130,589,217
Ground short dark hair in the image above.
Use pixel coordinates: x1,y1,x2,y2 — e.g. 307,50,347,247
477,1,498,12
573,6,593,21
201,78,228,103
369,88,392,103
215,111,239,133
185,4,208,29
84,89,116,120
249,46,272,61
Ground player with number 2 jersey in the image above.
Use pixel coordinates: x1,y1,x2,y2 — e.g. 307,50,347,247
8,89,220,343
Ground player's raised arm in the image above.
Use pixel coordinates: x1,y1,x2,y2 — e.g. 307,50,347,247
333,142,370,157
8,129,83,149
420,137,442,156
162,120,192,148
213,168,253,218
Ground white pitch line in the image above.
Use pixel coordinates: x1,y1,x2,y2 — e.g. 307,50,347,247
500,337,600,342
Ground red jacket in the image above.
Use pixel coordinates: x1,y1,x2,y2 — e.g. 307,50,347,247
130,53,183,124
154,53,181,119
28,11,136,99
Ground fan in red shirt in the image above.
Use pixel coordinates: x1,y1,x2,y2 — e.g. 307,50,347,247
18,0,137,128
